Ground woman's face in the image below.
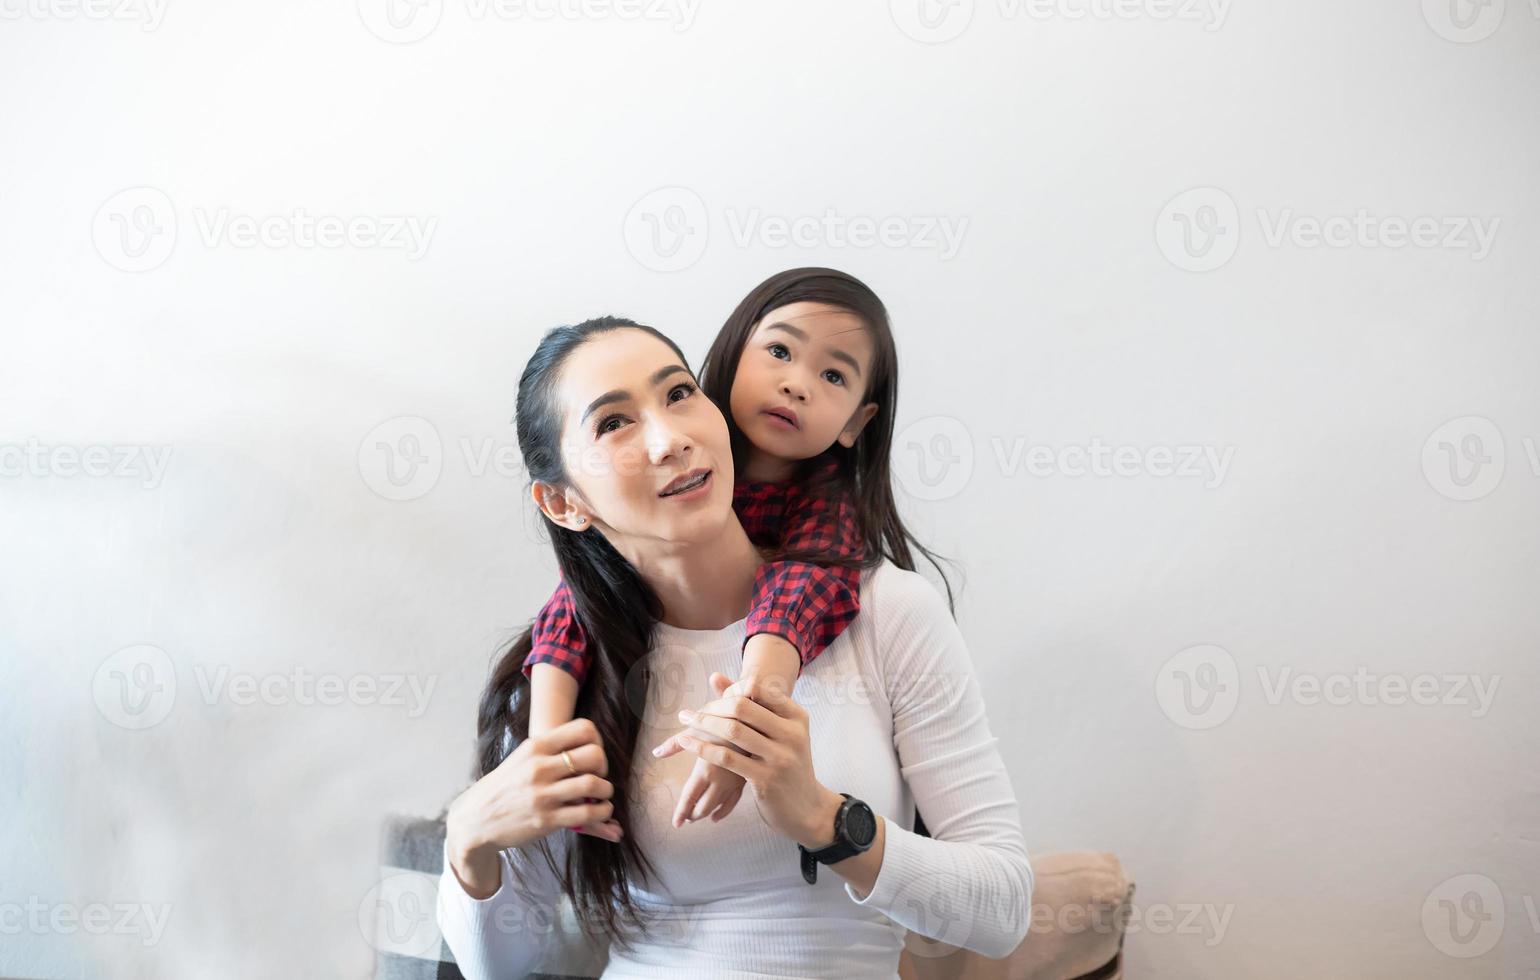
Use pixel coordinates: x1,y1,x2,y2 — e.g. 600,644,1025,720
728,301,878,463
539,329,734,556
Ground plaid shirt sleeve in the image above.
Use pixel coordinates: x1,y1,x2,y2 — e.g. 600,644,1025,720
522,575,593,687
743,462,864,673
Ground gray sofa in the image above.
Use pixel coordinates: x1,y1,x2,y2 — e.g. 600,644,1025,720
369,814,1132,980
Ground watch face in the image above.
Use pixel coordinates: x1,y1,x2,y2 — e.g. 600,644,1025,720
845,800,877,847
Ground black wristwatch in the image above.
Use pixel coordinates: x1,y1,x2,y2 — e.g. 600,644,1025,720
798,793,877,884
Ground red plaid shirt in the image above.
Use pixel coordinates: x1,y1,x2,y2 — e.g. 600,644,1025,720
522,455,864,686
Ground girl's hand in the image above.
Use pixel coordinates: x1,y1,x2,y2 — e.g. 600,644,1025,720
651,672,841,848
672,753,748,827
445,719,621,897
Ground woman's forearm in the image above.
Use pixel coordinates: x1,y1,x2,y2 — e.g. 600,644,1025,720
445,804,503,900
794,785,887,899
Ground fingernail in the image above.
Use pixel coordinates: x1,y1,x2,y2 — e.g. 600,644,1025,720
677,709,695,721
651,745,664,756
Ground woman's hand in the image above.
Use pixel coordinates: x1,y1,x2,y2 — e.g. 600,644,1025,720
445,718,621,899
652,672,844,848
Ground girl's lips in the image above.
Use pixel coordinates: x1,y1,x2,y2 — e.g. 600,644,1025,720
762,409,799,430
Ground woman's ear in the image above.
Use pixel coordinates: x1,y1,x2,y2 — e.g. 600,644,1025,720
836,402,880,449
531,481,592,532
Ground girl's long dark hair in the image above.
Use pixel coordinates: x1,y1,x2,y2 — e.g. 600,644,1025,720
474,316,681,951
699,267,958,611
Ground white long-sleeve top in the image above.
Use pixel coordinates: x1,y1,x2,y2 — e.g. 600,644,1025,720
437,561,1033,979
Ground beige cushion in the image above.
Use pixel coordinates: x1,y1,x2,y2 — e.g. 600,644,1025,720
898,851,1132,980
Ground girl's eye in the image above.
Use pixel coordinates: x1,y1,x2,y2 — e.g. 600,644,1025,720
768,343,789,360
823,369,845,386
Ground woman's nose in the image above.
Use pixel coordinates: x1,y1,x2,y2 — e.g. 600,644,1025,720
645,418,692,464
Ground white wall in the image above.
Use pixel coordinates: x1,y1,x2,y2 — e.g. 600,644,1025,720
2,1,1537,977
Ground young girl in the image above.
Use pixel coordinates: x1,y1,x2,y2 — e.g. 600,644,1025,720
521,267,955,838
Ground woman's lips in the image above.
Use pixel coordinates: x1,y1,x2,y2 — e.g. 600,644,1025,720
659,469,712,500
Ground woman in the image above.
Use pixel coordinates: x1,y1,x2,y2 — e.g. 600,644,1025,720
438,317,1032,979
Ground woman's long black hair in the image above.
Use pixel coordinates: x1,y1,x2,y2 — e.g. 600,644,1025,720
474,316,680,950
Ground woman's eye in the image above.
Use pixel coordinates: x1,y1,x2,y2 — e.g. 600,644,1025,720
823,369,845,386
596,415,626,436
668,381,697,403
768,343,789,360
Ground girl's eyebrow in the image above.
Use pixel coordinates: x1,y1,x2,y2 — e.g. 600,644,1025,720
581,364,692,424
763,321,863,378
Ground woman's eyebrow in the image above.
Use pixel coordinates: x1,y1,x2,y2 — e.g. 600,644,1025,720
581,364,692,424
763,321,863,378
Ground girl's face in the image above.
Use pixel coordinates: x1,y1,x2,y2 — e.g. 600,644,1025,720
536,329,735,556
728,301,879,467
